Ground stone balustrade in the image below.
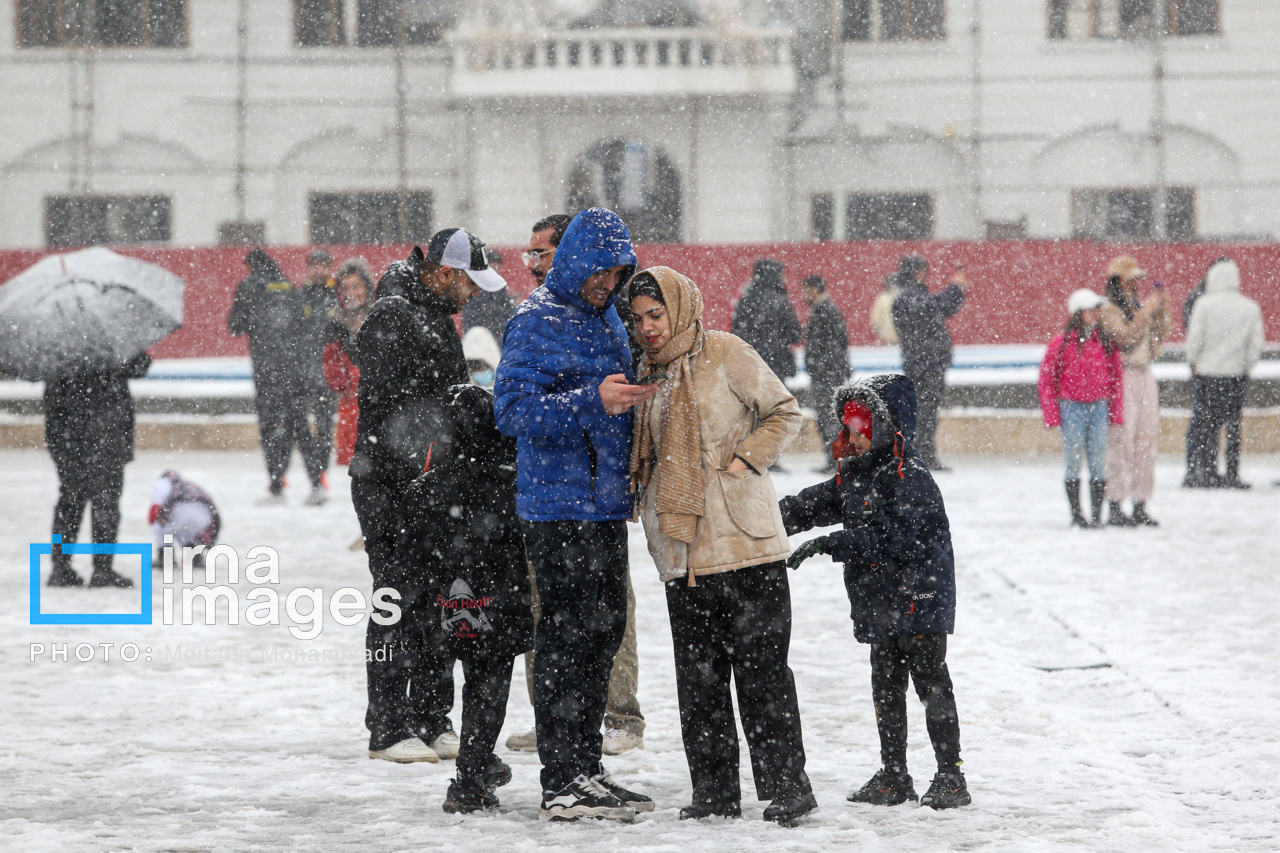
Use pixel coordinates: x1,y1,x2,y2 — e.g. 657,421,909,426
448,28,796,97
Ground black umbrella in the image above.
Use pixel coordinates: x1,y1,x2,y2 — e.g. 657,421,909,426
0,247,185,380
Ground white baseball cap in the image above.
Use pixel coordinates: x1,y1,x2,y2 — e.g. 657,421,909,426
1067,288,1105,314
424,227,507,292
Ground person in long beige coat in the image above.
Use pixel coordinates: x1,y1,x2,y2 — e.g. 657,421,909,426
626,266,817,825
1098,255,1170,526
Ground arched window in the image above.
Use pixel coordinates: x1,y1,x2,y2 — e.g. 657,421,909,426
568,139,682,243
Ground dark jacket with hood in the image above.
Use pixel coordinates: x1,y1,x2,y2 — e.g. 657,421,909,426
349,248,469,484
228,250,304,386
44,352,152,477
805,298,852,390
732,259,802,381
493,208,638,522
891,262,965,375
298,274,341,393
402,385,534,658
779,373,957,643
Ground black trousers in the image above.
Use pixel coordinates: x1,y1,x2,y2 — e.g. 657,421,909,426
456,652,515,780
665,562,810,804
299,388,336,484
51,458,125,574
351,476,455,750
869,633,962,774
906,367,945,467
520,519,628,792
1187,375,1248,481
255,382,333,492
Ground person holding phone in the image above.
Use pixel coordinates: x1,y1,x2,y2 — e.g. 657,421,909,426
1098,256,1170,526
494,208,656,821
627,267,815,825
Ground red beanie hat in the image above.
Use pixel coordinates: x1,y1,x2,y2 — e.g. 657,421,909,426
842,400,873,441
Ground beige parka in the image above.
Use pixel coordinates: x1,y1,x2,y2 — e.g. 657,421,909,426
636,328,802,583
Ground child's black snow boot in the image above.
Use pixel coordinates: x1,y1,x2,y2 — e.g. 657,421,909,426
442,776,499,814
847,768,918,805
920,768,971,810
1088,480,1107,527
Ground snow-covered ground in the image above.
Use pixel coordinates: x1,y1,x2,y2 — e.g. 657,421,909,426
3,447,1279,852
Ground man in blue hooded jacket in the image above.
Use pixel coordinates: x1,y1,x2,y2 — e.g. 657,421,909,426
494,208,657,821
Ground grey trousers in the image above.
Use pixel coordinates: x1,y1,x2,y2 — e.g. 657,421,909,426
522,560,645,737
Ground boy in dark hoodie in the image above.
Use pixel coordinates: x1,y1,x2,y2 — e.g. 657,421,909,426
780,373,970,810
402,384,535,814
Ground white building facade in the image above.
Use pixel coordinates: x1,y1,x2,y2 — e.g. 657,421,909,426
0,0,1274,248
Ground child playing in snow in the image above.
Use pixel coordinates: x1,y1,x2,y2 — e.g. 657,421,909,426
780,373,970,810
149,470,219,568
402,384,534,814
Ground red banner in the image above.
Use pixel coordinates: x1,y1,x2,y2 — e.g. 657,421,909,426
1,241,1275,359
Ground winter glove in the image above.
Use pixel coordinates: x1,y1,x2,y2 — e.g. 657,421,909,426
787,535,833,570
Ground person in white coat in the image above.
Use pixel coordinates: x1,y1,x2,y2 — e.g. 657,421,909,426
1184,258,1265,488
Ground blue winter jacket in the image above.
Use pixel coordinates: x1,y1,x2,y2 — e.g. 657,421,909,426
493,208,638,522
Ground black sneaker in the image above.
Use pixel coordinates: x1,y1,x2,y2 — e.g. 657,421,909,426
483,755,512,790
593,764,654,812
443,777,499,814
762,791,818,826
539,775,636,822
847,769,918,806
678,801,741,820
920,769,971,810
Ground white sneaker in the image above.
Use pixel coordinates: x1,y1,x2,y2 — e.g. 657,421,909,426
601,728,644,756
430,731,460,760
539,775,636,822
305,486,329,506
369,737,439,763
506,729,537,752
255,491,287,506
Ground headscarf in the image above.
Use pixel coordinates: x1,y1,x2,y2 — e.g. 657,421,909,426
629,267,705,544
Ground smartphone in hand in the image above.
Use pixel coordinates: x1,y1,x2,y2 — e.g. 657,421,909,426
638,374,668,386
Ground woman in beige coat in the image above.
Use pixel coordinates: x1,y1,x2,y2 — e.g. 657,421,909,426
1098,255,1170,526
626,266,816,825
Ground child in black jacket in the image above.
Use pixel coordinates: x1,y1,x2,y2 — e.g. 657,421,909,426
403,384,535,814
781,373,970,810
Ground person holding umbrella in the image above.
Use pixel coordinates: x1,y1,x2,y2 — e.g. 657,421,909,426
43,351,152,587
0,247,185,587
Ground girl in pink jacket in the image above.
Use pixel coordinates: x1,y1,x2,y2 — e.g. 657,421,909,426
1039,289,1124,527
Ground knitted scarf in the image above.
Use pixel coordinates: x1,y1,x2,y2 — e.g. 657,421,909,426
629,267,705,544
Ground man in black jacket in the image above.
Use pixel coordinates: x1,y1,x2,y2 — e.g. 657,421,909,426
228,249,309,502
801,274,852,467
44,352,152,588
350,228,507,765
782,373,969,811
296,250,341,505
890,256,970,470
732,259,802,383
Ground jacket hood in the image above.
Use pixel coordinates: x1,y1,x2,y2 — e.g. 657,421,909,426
834,373,918,451
245,249,285,282
544,208,637,312
750,259,785,293
1204,259,1240,295
447,383,516,468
